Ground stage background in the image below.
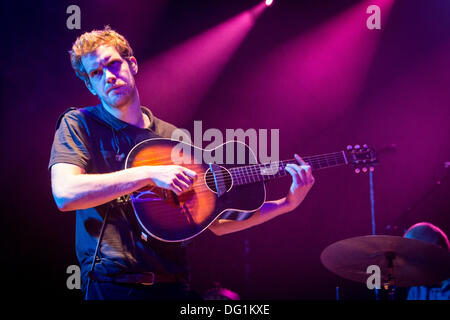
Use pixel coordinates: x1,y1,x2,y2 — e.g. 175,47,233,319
1,0,449,300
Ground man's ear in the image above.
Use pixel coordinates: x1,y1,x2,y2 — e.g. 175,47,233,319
84,79,97,96
128,56,138,75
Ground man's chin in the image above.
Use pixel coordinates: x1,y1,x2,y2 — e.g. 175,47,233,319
105,94,132,109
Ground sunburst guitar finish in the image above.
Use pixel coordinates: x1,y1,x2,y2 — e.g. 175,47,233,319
125,138,265,242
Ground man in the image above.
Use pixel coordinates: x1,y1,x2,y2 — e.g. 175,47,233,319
49,26,315,300
403,222,450,300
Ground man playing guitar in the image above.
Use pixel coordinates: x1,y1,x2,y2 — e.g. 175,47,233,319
49,26,314,300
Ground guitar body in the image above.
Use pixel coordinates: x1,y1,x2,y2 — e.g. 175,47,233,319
125,138,266,242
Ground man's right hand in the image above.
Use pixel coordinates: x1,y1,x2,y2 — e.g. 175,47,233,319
51,163,198,212
146,165,197,195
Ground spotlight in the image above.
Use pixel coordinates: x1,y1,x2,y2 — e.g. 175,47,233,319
265,0,273,6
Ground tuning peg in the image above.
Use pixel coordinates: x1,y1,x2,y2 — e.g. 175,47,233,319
355,168,361,173
363,144,368,149
354,144,360,150
369,166,375,172
362,167,368,173
347,145,353,150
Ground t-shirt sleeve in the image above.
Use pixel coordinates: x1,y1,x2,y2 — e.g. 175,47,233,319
48,110,91,171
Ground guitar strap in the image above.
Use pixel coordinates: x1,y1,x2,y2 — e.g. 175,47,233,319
85,207,109,299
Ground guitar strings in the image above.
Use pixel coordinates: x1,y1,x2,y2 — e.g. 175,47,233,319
203,152,344,181
131,154,348,219
136,153,346,195
130,151,360,225
146,153,346,191
199,153,346,186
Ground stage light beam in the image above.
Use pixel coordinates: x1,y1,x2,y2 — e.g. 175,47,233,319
222,0,395,132
138,2,267,124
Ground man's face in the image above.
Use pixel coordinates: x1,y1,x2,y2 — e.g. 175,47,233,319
81,45,138,108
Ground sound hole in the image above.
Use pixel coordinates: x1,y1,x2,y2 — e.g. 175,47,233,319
205,167,232,193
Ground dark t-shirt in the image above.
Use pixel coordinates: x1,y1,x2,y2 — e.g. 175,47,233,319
49,104,189,291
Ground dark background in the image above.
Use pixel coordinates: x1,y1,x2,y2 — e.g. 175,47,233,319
1,0,449,300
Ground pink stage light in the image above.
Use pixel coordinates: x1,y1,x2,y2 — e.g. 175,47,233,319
222,0,394,132
138,3,267,125
265,0,273,7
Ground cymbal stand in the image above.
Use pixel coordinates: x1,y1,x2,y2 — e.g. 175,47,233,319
369,170,380,300
383,251,396,300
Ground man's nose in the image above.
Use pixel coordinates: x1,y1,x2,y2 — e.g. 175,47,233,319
104,68,116,83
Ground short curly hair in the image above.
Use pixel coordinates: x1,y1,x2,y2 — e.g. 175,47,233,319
69,26,134,85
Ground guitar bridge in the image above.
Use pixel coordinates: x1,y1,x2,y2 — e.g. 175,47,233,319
209,163,227,197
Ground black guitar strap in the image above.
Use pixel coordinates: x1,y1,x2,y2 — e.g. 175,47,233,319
85,207,109,300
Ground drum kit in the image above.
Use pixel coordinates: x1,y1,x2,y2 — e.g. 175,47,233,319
320,235,450,299
320,146,450,299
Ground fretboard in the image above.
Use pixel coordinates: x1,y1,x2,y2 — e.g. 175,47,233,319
230,151,347,186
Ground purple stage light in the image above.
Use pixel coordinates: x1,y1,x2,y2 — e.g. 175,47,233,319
219,0,394,133
138,2,267,125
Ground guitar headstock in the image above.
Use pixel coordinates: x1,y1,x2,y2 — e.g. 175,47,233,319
345,144,378,173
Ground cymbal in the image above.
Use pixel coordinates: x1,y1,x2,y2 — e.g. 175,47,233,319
320,235,450,287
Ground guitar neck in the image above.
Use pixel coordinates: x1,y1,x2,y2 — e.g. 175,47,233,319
230,151,347,186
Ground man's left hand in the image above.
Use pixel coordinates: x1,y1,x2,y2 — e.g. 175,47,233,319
284,154,315,211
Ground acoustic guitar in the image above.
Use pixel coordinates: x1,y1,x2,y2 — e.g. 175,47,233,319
125,138,377,242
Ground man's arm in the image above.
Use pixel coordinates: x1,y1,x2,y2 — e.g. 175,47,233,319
209,154,314,236
51,163,197,212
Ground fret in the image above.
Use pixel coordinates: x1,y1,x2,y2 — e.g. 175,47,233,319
233,167,242,186
253,165,259,182
237,167,243,185
241,167,246,184
255,165,261,182
241,167,247,185
236,167,242,185
324,156,330,167
250,165,257,183
245,166,251,183
246,166,251,183
329,155,336,166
